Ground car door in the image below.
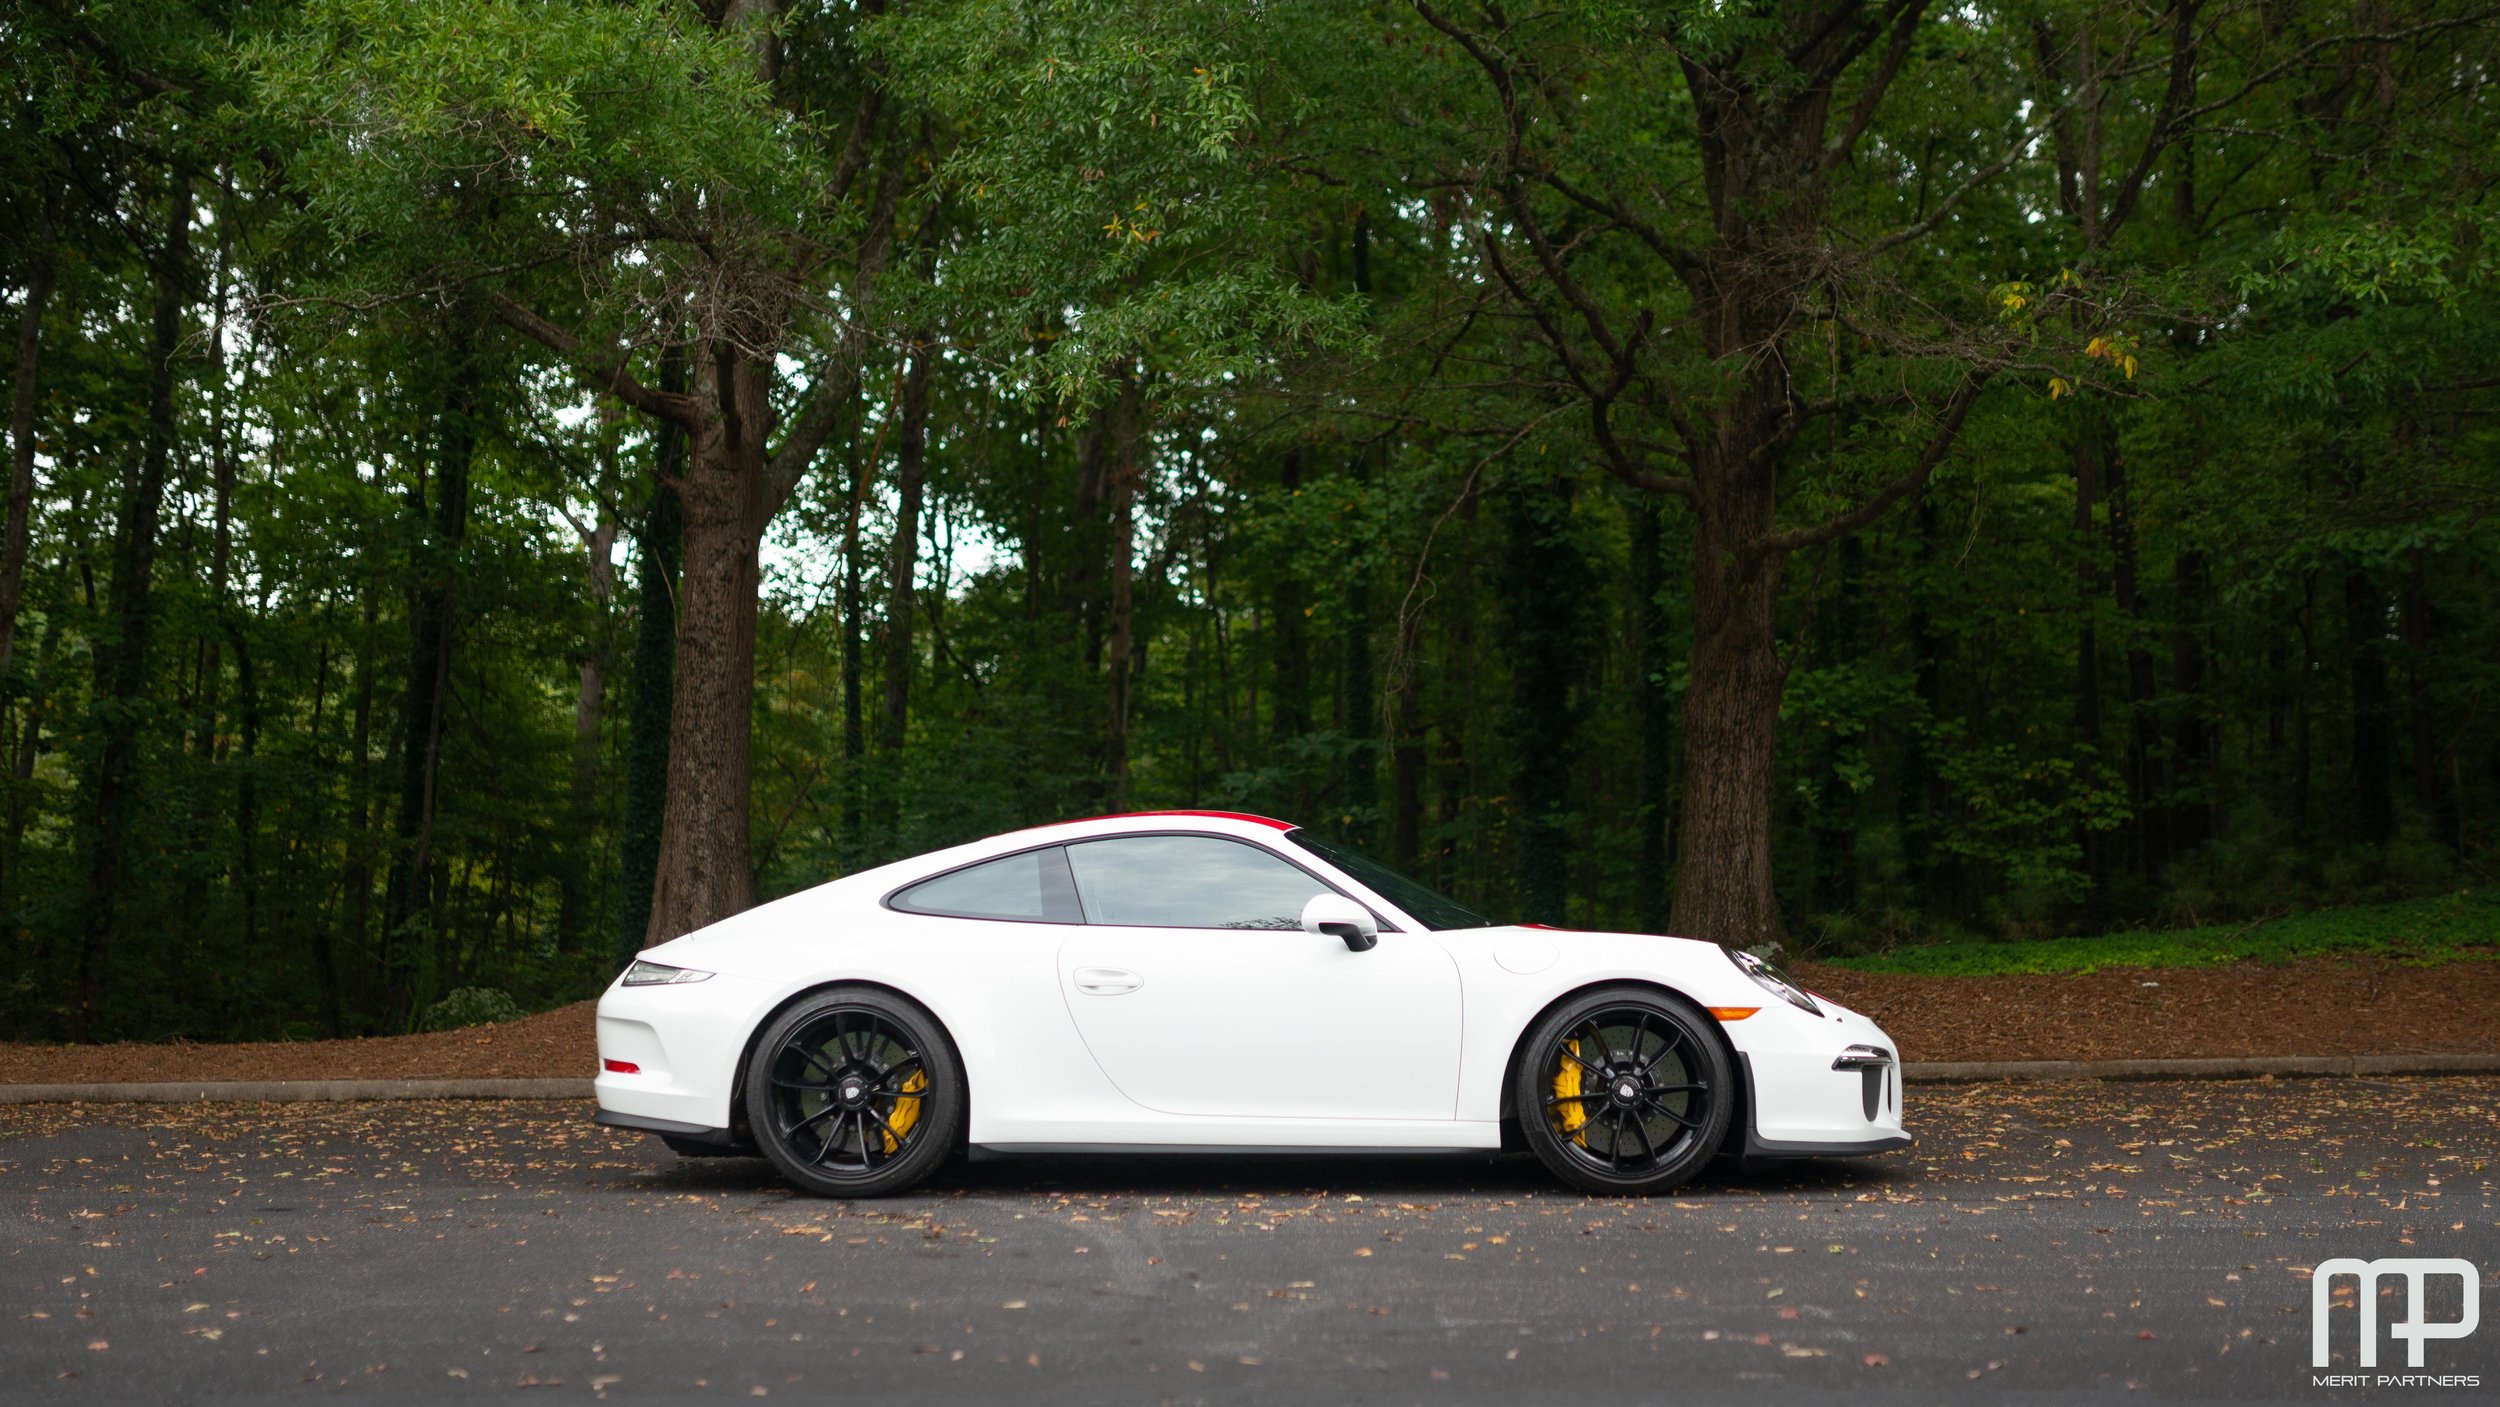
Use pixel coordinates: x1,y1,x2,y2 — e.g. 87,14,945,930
1054,832,1464,1120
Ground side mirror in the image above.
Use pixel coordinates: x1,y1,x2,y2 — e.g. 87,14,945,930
1300,894,1379,952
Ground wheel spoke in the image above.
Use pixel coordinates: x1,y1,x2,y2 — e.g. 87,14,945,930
1580,1019,1614,1067
814,1108,849,1164
866,1105,911,1152
774,1077,843,1092
876,1055,926,1092
1638,1025,1683,1076
1625,1107,1657,1165
855,1104,873,1166
1641,1095,1701,1131
1544,1092,1612,1106
1630,1013,1653,1072
788,1101,842,1134
1556,1041,1605,1078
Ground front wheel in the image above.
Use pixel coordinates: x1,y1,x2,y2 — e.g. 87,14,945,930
744,987,963,1198
1513,986,1733,1195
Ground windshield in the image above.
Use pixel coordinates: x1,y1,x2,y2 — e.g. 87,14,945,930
1286,829,1494,932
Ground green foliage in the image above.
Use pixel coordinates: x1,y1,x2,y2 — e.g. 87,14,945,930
1825,891,2500,976
417,985,526,1031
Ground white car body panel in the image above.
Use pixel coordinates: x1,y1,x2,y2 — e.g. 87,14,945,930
593,812,1908,1157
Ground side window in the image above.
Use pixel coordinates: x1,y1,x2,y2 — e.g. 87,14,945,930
1064,834,1334,929
890,846,1083,923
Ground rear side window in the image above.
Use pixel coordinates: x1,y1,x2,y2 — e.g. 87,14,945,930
1063,834,1334,929
890,846,1083,924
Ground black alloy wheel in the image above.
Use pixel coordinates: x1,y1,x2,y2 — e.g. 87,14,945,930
744,987,963,1198
1514,986,1733,1194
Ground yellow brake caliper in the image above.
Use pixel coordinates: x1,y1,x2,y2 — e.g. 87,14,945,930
880,1069,928,1153
1553,1039,1588,1145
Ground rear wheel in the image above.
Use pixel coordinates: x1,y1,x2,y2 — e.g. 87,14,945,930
744,987,962,1198
1514,986,1732,1195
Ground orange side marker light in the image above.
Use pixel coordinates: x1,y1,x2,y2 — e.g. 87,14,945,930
1704,1007,1760,1022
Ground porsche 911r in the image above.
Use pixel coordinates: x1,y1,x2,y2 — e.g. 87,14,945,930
593,811,1908,1196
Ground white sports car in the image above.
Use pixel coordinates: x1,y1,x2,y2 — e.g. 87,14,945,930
593,811,1909,1196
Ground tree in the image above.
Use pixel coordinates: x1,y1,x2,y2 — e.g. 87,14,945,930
256,0,909,945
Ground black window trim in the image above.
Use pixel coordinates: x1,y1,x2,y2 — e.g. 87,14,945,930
879,828,1405,933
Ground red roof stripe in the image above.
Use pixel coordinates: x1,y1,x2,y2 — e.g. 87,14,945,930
1052,809,1295,830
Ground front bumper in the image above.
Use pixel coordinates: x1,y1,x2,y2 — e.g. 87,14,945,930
1737,1050,1914,1157
1726,998,1912,1158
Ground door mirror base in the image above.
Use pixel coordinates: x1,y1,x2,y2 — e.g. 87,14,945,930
1300,894,1380,952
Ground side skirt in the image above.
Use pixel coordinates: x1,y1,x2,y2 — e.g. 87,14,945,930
972,1143,1498,1157
594,1107,736,1146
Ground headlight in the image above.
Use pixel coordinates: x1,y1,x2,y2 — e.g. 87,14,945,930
1726,947,1821,1017
622,960,713,987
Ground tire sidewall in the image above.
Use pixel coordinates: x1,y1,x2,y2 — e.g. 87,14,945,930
744,986,964,1199
1514,985,1734,1195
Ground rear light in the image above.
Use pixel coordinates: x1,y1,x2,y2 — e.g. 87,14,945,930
602,1059,640,1074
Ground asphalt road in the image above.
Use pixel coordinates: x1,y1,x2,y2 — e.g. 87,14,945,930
3,1077,2495,1404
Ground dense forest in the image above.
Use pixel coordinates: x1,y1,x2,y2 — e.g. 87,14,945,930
2,0,2494,1042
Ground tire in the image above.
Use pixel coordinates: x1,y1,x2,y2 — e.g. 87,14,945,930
1512,985,1734,1196
744,986,964,1198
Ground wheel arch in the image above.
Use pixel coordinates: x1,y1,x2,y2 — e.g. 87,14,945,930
1495,978,1747,1156
730,977,972,1154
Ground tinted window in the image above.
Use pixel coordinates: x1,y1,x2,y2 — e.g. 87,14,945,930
1065,835,1334,929
1287,829,1493,931
890,846,1083,923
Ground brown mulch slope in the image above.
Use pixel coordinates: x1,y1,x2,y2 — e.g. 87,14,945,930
1,954,2493,1084
1797,954,2500,1062
0,1001,596,1084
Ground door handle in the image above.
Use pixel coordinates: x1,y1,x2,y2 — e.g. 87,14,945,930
1072,966,1143,996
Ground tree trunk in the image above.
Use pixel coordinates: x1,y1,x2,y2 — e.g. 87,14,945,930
1900,496,1946,915
617,347,685,961
2102,428,2164,879
1498,473,1587,926
4,606,56,914
76,170,193,1040
1390,662,1424,874
2401,546,2451,852
381,321,481,1024
1336,212,1378,846
1628,498,1673,934
1270,447,1312,749
874,337,935,837
838,435,869,856
560,496,616,957
339,573,380,1027
1101,370,1143,808
0,186,58,682
1668,501,1786,947
2070,415,2111,923
641,352,776,947
181,218,239,943
2167,547,2215,855
226,619,262,959
2345,563,2394,847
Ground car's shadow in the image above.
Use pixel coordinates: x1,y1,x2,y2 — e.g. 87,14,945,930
623,1146,1917,1201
